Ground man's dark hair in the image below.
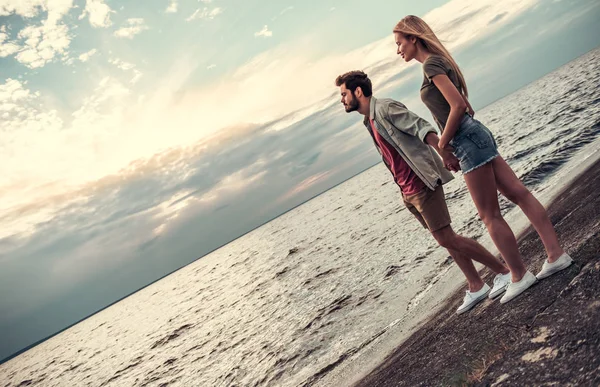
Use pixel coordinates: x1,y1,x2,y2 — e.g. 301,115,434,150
335,70,373,97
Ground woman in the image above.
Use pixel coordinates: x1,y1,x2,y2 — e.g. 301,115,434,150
392,15,572,304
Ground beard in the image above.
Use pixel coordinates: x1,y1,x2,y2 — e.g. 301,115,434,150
344,92,359,112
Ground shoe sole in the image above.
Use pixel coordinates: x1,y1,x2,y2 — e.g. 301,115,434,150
500,277,538,304
536,259,573,280
456,289,490,315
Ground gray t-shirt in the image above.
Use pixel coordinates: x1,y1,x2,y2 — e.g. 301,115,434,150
420,55,463,132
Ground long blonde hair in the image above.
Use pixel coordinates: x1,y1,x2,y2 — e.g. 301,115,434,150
393,15,468,98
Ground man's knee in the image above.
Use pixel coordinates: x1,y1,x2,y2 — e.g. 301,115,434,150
431,226,457,249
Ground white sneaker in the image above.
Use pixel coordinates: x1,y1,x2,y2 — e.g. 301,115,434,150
536,253,573,280
500,271,537,304
457,283,490,314
489,272,511,299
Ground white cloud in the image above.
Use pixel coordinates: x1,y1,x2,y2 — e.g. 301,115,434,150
186,7,222,21
114,18,148,39
280,6,294,15
109,57,142,83
109,57,135,70
254,25,272,38
0,0,75,67
272,5,293,20
78,48,97,62
82,0,113,28
207,64,216,70
0,32,20,57
131,69,143,84
14,22,71,68
0,1,44,17
422,0,541,50
165,0,177,13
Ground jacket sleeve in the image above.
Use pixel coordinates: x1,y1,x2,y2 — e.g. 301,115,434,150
386,101,437,143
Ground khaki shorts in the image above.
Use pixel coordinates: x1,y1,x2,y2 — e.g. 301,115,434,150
403,185,451,232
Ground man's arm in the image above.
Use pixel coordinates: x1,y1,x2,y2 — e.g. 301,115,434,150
386,101,437,142
386,100,460,171
425,132,460,172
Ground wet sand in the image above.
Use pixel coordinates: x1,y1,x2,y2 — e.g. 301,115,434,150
353,154,600,386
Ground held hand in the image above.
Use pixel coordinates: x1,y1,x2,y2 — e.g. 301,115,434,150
438,137,453,152
442,152,461,172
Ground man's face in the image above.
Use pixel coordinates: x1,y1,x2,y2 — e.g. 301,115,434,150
340,84,359,113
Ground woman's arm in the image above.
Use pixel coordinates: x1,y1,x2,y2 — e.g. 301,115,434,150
424,132,460,172
463,96,474,116
430,74,467,150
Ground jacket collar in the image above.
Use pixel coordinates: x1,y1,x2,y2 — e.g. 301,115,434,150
369,96,377,120
363,96,377,126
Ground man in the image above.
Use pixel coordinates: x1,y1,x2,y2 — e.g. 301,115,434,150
335,70,513,314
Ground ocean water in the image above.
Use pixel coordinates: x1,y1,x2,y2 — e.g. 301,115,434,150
2,48,599,387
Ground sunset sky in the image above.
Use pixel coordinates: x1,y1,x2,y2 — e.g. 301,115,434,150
1,0,599,360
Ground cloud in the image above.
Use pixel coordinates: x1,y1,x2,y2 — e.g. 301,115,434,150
254,25,272,38
131,69,143,84
109,57,142,83
207,64,216,70
14,23,71,68
0,32,20,57
114,18,148,39
165,0,177,13
78,48,97,62
0,1,46,18
422,0,540,49
186,7,222,21
109,57,135,70
81,0,113,28
280,6,294,15
0,0,75,68
272,6,293,20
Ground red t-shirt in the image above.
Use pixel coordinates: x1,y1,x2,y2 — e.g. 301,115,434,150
369,118,425,196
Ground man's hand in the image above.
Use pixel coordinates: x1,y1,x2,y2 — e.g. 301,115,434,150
441,150,460,172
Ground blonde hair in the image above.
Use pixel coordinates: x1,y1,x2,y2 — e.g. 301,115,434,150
393,15,468,98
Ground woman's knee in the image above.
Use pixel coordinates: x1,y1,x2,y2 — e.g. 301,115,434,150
478,209,504,228
503,185,531,204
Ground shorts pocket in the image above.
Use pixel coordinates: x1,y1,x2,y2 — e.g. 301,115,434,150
466,131,492,149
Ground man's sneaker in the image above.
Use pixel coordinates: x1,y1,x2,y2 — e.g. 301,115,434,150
457,283,490,314
536,253,573,280
500,271,537,304
489,272,511,299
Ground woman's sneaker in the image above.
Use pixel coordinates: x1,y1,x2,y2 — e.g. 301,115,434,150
500,271,537,304
489,272,511,299
536,253,573,280
457,283,490,314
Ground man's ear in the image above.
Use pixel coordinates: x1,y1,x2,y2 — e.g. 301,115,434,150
355,86,363,98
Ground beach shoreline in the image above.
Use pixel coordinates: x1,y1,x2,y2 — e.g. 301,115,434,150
349,149,600,386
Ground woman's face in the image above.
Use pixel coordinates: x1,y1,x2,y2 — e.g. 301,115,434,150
394,32,417,62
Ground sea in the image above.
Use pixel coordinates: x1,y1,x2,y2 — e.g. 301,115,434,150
2,48,599,387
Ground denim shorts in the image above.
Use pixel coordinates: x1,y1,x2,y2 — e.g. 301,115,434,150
449,114,499,174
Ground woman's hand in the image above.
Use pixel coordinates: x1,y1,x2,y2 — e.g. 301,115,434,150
440,149,460,172
438,135,452,151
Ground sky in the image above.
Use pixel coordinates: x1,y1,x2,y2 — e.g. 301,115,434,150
1,0,599,361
